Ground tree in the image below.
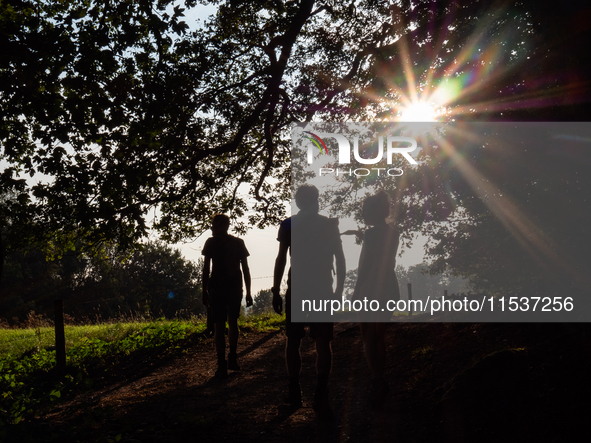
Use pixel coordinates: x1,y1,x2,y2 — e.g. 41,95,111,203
2,1,590,299
315,120,591,300
395,263,468,301
343,268,358,300
421,125,591,299
0,1,562,246
1,240,205,321
251,288,274,315
109,242,204,318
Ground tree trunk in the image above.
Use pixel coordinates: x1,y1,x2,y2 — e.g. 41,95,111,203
0,230,4,296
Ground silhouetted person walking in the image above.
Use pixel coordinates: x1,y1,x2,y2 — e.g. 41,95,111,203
272,185,345,420
202,214,253,378
344,190,400,407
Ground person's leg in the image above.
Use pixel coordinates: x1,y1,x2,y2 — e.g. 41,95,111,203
284,286,301,376
284,333,304,405
214,321,228,378
286,336,302,377
225,289,243,370
360,322,388,406
315,335,332,377
284,336,303,406
375,322,387,379
214,321,226,357
227,316,240,370
360,322,387,378
360,322,378,377
312,324,334,420
283,285,304,406
206,306,214,336
227,317,239,353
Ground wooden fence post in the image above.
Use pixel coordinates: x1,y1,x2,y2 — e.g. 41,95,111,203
407,283,413,316
54,300,66,374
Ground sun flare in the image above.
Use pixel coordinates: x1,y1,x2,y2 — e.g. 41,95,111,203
398,101,440,122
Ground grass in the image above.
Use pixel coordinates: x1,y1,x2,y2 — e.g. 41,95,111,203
239,311,285,332
0,319,204,428
0,320,206,360
0,312,286,430
0,312,286,361
0,327,56,359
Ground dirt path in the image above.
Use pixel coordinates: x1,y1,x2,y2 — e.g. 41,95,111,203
25,321,591,442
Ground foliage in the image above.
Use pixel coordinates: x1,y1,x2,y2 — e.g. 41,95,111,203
1,241,205,322
0,312,283,430
0,320,193,360
239,311,284,332
0,319,205,429
4,0,584,253
251,288,274,315
411,126,591,298
395,263,469,301
2,0,589,300
327,124,591,299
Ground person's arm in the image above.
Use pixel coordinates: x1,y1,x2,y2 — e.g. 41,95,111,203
241,256,253,307
202,256,211,307
341,229,364,243
272,241,289,314
333,242,346,300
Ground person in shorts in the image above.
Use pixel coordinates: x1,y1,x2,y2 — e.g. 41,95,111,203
272,185,345,420
202,214,253,378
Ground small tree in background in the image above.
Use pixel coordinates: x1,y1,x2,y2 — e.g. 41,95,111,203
343,269,358,301
251,289,273,315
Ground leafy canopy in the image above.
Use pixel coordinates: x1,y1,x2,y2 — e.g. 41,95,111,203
2,0,590,297
1,0,540,245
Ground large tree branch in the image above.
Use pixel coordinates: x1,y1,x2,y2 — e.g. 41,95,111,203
303,4,458,119
147,0,315,206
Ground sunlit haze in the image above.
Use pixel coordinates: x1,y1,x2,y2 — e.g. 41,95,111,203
398,101,440,122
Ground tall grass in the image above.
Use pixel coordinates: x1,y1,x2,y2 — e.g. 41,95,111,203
0,319,206,360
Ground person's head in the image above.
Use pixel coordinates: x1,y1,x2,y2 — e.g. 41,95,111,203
295,185,319,212
362,190,390,226
211,213,230,236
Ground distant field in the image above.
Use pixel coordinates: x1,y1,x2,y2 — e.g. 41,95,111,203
0,311,284,360
0,323,162,358
0,321,195,360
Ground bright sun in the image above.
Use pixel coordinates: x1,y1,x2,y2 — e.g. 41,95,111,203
398,101,439,122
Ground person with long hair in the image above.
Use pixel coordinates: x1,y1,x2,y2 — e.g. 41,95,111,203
347,190,401,407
